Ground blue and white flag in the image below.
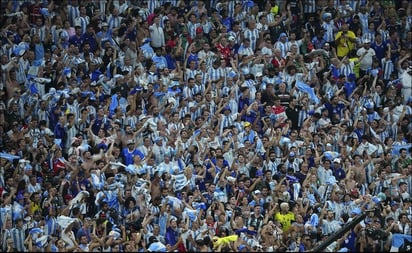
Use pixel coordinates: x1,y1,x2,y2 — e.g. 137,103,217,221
296,80,320,104
173,172,189,191
109,94,119,114
293,182,301,201
177,158,186,172
392,144,412,156
29,227,44,239
63,67,71,78
40,8,49,17
310,213,319,227
325,176,337,185
390,233,412,252
182,207,198,222
166,196,182,211
324,151,340,160
29,83,39,95
35,235,49,248
56,215,77,230
192,202,207,211
125,164,138,175
135,178,149,188
148,242,167,252
12,201,24,220
0,152,20,162
307,193,317,205
13,45,26,56
279,136,291,146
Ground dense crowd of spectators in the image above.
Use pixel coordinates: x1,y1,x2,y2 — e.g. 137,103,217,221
0,0,411,252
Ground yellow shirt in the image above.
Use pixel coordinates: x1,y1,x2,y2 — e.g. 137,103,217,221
30,202,41,215
335,31,356,58
275,211,295,232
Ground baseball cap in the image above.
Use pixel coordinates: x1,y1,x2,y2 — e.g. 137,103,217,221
390,201,399,207
196,26,203,34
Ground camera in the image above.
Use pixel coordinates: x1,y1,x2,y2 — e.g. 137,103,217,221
365,227,389,240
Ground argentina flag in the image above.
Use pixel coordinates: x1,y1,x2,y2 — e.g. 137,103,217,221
296,80,320,104
182,207,198,222
173,172,189,192
166,196,182,211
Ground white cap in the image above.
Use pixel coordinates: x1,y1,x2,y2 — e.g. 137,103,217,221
228,35,236,41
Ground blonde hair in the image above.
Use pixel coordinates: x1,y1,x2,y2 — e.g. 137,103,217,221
280,202,289,210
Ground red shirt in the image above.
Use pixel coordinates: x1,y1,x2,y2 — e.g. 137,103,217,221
216,43,231,62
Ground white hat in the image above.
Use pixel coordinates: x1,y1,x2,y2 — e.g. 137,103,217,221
333,158,341,164
363,38,371,44
228,35,236,41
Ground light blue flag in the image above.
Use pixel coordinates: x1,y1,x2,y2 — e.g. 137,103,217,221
192,202,207,211
35,235,49,248
140,42,154,59
167,196,182,211
63,67,71,77
29,227,43,236
293,182,301,201
310,213,319,226
145,165,156,177
118,96,128,112
183,207,198,222
40,8,49,17
279,136,291,146
106,63,112,79
12,201,24,220
53,139,62,146
148,242,167,252
227,70,237,78
392,144,412,156
0,152,20,162
13,44,27,56
90,173,105,190
306,193,317,205
325,176,337,185
296,80,320,104
125,164,138,175
109,94,118,114
324,151,340,160
390,233,412,252
135,179,148,188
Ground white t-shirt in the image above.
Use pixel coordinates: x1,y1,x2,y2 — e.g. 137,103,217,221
357,47,376,71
